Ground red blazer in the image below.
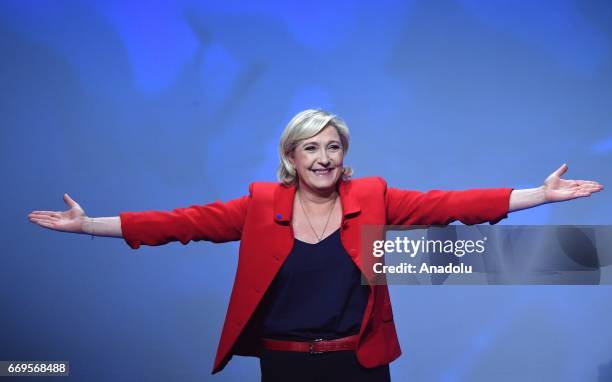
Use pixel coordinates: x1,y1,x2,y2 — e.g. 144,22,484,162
119,177,512,374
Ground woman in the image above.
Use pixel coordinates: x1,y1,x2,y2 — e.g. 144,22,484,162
28,109,603,381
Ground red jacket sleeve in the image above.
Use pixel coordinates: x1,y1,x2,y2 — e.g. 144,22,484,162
119,191,251,249
382,178,513,226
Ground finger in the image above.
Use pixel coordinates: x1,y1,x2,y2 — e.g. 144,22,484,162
575,180,601,186
552,163,568,178
29,216,58,224
573,187,603,196
30,213,59,219
36,220,57,229
30,216,59,223
63,193,79,208
29,210,61,216
579,184,604,191
28,212,60,218
574,192,592,198
29,218,57,228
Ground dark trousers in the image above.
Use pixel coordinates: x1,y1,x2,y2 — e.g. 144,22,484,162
259,349,391,382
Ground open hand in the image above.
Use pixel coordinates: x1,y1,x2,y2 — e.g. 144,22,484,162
543,164,604,203
28,194,86,233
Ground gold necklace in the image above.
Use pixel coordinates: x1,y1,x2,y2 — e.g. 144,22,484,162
297,191,338,242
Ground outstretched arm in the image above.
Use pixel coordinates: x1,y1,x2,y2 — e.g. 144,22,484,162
509,164,604,213
28,194,123,237
29,192,250,248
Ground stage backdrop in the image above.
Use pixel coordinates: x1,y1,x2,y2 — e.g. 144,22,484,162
2,1,611,381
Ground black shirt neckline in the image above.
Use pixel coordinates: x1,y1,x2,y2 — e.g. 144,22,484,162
293,228,341,246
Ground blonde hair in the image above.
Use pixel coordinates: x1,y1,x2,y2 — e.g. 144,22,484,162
277,109,353,185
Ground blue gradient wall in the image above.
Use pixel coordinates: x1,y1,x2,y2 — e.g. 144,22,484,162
2,1,611,381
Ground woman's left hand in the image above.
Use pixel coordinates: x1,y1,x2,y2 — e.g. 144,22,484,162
542,164,604,203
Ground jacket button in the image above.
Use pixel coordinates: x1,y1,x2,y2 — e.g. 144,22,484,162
273,256,280,261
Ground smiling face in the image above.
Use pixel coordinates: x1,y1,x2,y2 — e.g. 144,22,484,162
289,124,344,194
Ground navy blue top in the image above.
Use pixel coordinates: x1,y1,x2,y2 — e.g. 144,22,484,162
260,228,370,340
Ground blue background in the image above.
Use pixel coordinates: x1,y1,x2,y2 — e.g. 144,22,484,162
2,0,611,381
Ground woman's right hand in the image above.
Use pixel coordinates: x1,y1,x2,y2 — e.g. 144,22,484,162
28,193,87,233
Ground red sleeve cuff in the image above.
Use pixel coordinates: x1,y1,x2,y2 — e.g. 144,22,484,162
119,212,142,249
488,188,513,225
